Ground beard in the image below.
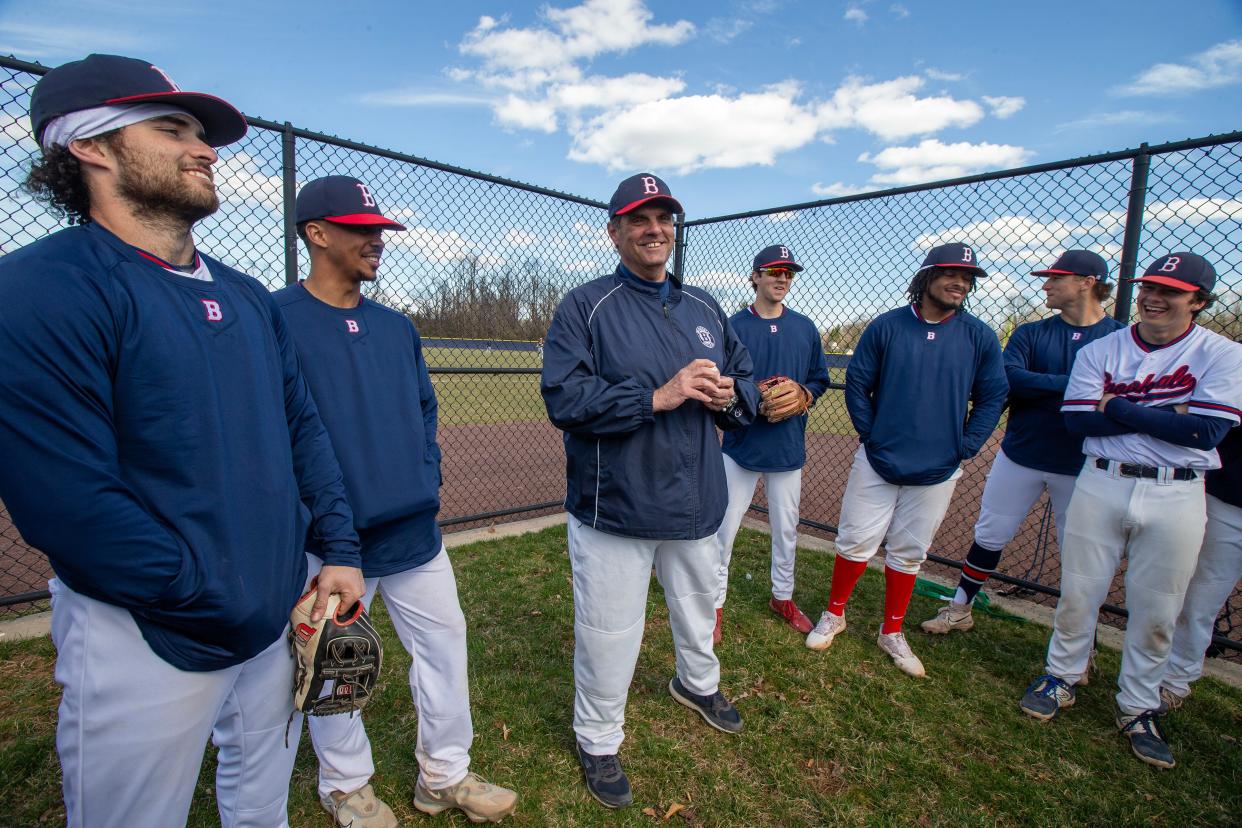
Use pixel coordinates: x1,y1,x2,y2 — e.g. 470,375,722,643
112,138,219,226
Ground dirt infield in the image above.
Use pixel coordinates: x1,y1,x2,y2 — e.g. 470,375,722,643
3,420,1239,654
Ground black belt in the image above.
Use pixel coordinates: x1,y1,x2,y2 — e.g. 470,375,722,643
1094,458,1198,481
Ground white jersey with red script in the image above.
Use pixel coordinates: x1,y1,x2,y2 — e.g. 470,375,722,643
1062,325,1242,469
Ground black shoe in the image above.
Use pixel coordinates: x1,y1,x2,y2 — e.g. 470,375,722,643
668,676,744,733
575,743,633,808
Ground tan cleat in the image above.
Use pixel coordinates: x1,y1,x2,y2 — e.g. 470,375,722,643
920,601,974,634
877,630,926,678
414,772,518,823
805,611,847,651
321,784,397,828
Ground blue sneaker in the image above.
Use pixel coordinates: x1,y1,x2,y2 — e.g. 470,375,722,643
668,676,744,733
575,744,632,808
1117,709,1176,769
1020,674,1076,721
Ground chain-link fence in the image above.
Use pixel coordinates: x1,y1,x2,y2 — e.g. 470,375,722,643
678,136,1242,654
0,55,1239,658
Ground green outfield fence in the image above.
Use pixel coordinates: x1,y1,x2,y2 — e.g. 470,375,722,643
0,56,1238,662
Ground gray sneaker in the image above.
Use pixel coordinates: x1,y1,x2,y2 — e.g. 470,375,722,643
1116,709,1176,769
320,784,397,828
669,676,744,733
1157,686,1188,714
805,611,847,651
575,744,633,809
920,601,974,635
1020,674,1076,721
413,772,518,822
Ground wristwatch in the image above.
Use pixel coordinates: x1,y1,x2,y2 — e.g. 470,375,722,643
720,393,740,418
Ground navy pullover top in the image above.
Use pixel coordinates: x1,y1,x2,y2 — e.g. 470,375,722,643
541,267,759,540
1207,421,1241,509
1002,314,1124,476
274,283,443,577
0,224,360,671
845,304,1008,485
722,305,831,472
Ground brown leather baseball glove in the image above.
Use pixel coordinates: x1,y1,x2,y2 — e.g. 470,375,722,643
757,375,812,423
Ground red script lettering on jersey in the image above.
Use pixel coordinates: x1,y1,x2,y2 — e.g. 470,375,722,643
1103,365,1197,401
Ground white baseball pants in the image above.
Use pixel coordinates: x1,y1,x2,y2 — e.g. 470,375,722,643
1162,495,1242,696
1045,459,1207,715
568,516,719,755
49,579,301,828
973,449,1078,551
306,548,472,797
715,455,803,607
835,446,962,574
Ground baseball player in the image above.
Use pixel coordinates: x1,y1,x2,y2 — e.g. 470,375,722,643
714,244,830,641
805,242,1007,677
1020,253,1242,770
274,176,517,826
0,54,365,827
1159,418,1241,711
541,173,759,808
922,250,1124,635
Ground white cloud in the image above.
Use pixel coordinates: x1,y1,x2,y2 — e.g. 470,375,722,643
816,76,984,141
503,229,538,246
767,211,797,223
0,21,139,58
890,3,910,18
458,0,694,91
924,68,964,82
359,90,492,107
549,74,686,111
982,95,1025,119
572,220,613,250
1117,39,1242,96
1146,197,1242,225
567,83,820,173
705,17,753,43
812,181,869,197
215,152,283,209
495,95,559,132
844,7,868,25
390,226,472,263
862,139,1033,186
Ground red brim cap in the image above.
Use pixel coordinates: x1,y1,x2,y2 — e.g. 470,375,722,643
1128,275,1199,291
756,259,804,272
1032,268,1082,276
613,194,683,217
324,214,407,231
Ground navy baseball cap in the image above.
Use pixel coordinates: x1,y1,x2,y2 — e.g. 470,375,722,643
295,176,406,230
29,53,247,147
917,242,988,278
753,244,803,272
1130,252,1215,292
1032,250,1110,281
608,173,683,218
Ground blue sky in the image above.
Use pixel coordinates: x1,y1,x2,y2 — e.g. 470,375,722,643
1,0,1239,218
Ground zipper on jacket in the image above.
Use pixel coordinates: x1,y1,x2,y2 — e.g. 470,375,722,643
663,299,669,318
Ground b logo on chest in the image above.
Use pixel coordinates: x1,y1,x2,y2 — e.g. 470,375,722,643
1072,332,1082,341
695,325,716,349
926,331,936,341
346,319,360,334
201,299,223,322
770,324,778,334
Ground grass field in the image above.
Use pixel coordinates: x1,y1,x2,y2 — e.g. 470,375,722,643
3,526,1240,826
425,346,863,434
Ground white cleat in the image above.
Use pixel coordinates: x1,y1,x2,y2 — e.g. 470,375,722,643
877,630,926,678
805,611,847,651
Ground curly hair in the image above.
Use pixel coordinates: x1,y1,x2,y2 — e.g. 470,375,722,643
907,267,976,309
23,131,120,225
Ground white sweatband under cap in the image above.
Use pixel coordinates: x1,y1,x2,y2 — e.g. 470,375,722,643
40,103,201,151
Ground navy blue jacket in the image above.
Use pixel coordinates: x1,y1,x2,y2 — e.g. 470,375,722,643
1002,315,1124,476
274,283,443,577
1207,421,1241,509
846,304,1008,485
0,224,360,671
722,305,830,472
541,267,759,539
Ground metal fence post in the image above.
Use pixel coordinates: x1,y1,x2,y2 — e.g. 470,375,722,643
281,122,298,286
673,213,687,281
1114,143,1151,323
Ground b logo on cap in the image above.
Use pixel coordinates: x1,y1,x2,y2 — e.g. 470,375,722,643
961,247,973,263
779,246,790,259
149,64,181,92
1159,256,1181,272
641,176,659,195
355,184,376,207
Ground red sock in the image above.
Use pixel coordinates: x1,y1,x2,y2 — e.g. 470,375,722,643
882,566,918,634
826,557,868,616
